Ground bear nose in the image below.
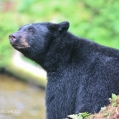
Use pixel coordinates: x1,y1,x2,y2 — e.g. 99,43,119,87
9,34,17,43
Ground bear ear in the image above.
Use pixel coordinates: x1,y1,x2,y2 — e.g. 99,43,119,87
58,21,70,33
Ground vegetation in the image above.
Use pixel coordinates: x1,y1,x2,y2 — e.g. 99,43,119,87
68,94,119,119
88,94,119,119
67,112,90,119
0,0,119,68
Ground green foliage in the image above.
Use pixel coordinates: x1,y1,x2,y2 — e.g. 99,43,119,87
67,112,90,119
0,13,18,67
99,94,118,118
111,93,118,101
0,0,119,68
104,112,109,117
69,94,118,119
109,93,118,107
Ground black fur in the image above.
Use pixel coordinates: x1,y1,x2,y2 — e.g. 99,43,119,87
9,21,119,119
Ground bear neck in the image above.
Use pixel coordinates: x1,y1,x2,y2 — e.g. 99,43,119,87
37,32,94,73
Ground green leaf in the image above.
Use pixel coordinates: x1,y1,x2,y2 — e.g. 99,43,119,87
112,102,117,107
112,93,118,101
104,112,109,117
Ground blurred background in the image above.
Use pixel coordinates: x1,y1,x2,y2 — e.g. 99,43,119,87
0,0,119,119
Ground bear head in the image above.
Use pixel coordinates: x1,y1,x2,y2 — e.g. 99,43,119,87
9,21,69,62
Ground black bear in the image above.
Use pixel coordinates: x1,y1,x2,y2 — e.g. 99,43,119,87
9,21,119,119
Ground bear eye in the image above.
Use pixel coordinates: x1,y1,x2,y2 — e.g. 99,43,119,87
28,27,34,34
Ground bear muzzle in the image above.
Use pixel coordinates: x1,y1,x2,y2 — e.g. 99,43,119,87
9,33,30,49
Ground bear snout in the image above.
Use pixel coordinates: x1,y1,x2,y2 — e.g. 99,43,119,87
9,34,17,44
9,32,30,49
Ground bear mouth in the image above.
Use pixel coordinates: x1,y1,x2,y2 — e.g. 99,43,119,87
11,43,30,49
12,44,28,49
